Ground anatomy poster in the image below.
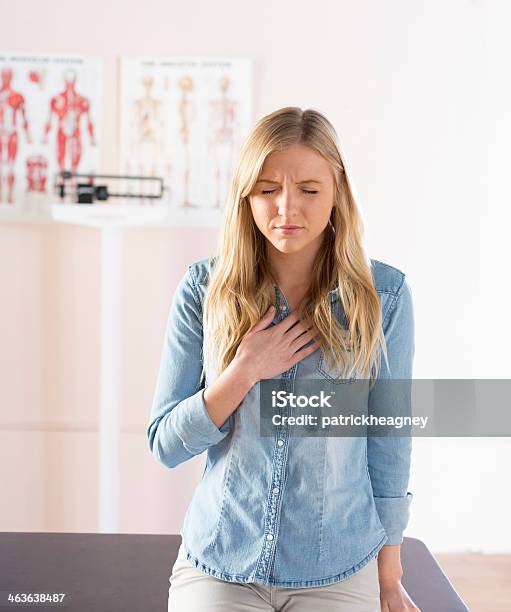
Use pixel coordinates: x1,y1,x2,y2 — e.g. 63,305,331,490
0,52,102,215
119,56,253,226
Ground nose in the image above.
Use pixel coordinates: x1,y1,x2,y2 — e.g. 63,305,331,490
275,185,300,219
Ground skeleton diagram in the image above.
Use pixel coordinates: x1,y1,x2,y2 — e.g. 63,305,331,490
0,67,32,204
126,75,165,199
42,68,96,174
208,76,238,209
177,75,199,208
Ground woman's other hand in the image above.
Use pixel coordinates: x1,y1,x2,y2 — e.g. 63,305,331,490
379,578,421,612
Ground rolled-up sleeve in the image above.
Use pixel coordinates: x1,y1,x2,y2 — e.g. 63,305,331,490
147,265,232,469
367,276,415,545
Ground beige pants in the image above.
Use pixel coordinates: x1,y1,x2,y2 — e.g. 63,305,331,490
168,543,381,611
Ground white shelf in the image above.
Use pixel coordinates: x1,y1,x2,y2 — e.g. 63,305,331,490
0,203,53,224
1,200,224,228
0,201,169,227
51,202,168,227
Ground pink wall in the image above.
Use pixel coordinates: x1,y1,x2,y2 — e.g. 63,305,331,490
0,220,219,533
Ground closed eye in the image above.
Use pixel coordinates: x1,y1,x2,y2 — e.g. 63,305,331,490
261,189,319,195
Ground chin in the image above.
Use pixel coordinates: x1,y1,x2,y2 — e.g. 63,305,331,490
272,241,306,254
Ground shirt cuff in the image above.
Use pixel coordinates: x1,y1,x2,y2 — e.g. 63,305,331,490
171,387,231,454
374,491,413,545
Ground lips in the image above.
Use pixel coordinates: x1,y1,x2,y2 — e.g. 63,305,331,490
276,226,303,235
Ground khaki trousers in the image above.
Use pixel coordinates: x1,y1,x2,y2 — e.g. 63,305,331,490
168,543,381,611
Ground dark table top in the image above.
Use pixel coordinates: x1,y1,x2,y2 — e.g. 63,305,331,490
0,533,468,611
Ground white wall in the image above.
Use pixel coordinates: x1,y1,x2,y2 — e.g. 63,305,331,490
1,0,509,552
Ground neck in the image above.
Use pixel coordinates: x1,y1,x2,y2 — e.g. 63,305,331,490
267,235,323,292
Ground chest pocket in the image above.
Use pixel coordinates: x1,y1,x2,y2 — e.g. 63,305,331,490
316,348,357,384
313,300,357,384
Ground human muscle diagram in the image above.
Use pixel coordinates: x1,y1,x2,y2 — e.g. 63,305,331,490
26,155,48,192
42,68,96,173
0,67,32,203
0,52,102,214
120,56,252,226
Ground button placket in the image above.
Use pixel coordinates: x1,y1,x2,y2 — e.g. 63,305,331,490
256,418,287,579
273,284,290,319
255,336,296,581
255,284,297,581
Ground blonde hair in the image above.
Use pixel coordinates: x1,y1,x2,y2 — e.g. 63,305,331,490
202,106,387,387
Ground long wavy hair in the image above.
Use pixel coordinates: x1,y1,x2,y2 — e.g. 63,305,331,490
202,106,388,387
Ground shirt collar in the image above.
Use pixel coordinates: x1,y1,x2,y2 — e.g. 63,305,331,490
272,284,340,307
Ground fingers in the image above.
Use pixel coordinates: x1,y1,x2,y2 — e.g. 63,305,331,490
253,306,311,337
292,324,320,349
277,310,306,334
288,321,317,343
289,335,320,368
292,329,320,352
250,306,276,333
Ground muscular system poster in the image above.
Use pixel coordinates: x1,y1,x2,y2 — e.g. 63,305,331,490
0,52,102,215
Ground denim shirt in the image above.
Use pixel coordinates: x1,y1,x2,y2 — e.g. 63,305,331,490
147,255,414,588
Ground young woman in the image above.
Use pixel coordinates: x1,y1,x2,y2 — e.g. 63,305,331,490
148,107,420,612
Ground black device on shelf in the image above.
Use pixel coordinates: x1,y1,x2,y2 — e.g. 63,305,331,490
56,170,164,204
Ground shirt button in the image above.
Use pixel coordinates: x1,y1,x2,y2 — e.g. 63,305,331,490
279,304,286,311
272,487,280,494
266,533,274,541
277,439,284,447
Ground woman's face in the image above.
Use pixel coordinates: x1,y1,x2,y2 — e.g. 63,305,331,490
248,143,335,255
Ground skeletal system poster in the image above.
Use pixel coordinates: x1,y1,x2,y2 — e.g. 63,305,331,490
119,56,253,226
0,52,102,213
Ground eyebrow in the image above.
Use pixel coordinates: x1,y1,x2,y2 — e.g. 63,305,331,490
255,179,322,185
